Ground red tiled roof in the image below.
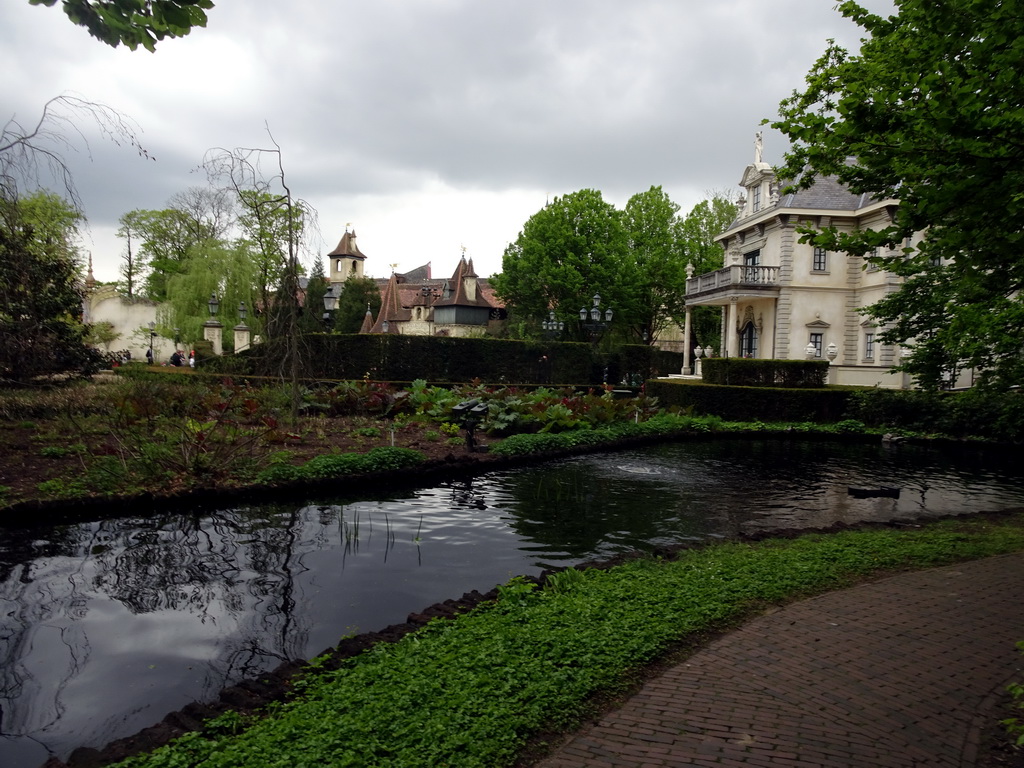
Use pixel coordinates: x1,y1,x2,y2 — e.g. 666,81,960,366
327,230,367,260
433,257,493,309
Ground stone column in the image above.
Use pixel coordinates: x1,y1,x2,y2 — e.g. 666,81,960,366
203,319,223,356
725,298,739,358
682,308,692,374
234,323,251,354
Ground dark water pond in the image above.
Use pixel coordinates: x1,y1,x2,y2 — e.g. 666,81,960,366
3,439,1023,767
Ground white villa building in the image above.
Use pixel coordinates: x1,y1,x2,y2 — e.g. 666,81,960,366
680,141,959,389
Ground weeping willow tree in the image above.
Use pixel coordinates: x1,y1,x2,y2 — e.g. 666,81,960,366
161,238,255,350
203,129,316,423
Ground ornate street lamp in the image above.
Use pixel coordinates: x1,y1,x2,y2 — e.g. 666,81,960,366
541,310,564,339
322,286,337,325
233,301,251,355
204,293,224,356
579,292,613,340
322,287,337,313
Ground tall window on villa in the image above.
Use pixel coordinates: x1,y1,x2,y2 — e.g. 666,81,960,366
864,332,875,361
809,332,823,358
743,249,760,282
812,247,828,272
752,185,762,212
740,323,758,358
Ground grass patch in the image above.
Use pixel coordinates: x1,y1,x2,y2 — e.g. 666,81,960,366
110,514,1024,768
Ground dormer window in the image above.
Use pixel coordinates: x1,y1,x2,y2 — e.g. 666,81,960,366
752,185,762,212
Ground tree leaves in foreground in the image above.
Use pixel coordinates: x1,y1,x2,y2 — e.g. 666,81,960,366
29,0,213,51
768,0,1024,390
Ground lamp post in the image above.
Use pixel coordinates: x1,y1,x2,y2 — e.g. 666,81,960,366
204,292,224,355
541,310,564,339
579,292,613,341
579,292,614,384
234,300,251,354
148,321,156,363
322,285,338,326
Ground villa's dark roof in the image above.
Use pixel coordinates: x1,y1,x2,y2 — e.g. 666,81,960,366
778,173,874,210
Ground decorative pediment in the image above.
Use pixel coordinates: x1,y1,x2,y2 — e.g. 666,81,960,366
739,163,774,188
806,319,831,329
736,305,764,333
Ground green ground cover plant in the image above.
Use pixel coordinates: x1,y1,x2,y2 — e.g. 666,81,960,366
109,514,1024,768
1004,641,1024,747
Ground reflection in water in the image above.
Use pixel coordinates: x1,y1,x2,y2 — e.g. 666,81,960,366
1,439,1023,767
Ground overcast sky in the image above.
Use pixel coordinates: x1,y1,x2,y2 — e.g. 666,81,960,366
2,0,892,283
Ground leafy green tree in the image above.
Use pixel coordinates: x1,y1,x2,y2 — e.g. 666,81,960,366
235,189,307,316
121,207,204,300
120,187,233,301
29,0,213,51
621,186,688,344
116,209,147,298
768,0,1024,390
494,189,628,340
0,191,100,382
86,319,118,350
678,195,737,352
301,255,329,334
334,276,383,334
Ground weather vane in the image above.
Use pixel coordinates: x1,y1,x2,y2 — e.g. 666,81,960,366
389,262,399,273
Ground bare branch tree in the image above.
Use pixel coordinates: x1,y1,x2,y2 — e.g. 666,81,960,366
202,127,319,423
167,185,236,243
1,93,151,208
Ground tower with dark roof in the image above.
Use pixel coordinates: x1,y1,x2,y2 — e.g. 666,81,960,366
327,227,367,284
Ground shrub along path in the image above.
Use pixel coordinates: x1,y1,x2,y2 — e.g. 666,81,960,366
536,550,1024,768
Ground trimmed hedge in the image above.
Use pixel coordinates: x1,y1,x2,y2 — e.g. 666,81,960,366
702,358,829,388
845,387,1024,443
204,335,683,387
647,378,851,422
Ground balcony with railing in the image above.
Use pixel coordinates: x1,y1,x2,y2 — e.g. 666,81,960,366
685,264,780,301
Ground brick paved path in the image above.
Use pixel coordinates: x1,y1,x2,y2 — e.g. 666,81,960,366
537,552,1024,768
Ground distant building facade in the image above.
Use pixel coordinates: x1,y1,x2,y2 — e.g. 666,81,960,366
324,229,506,337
